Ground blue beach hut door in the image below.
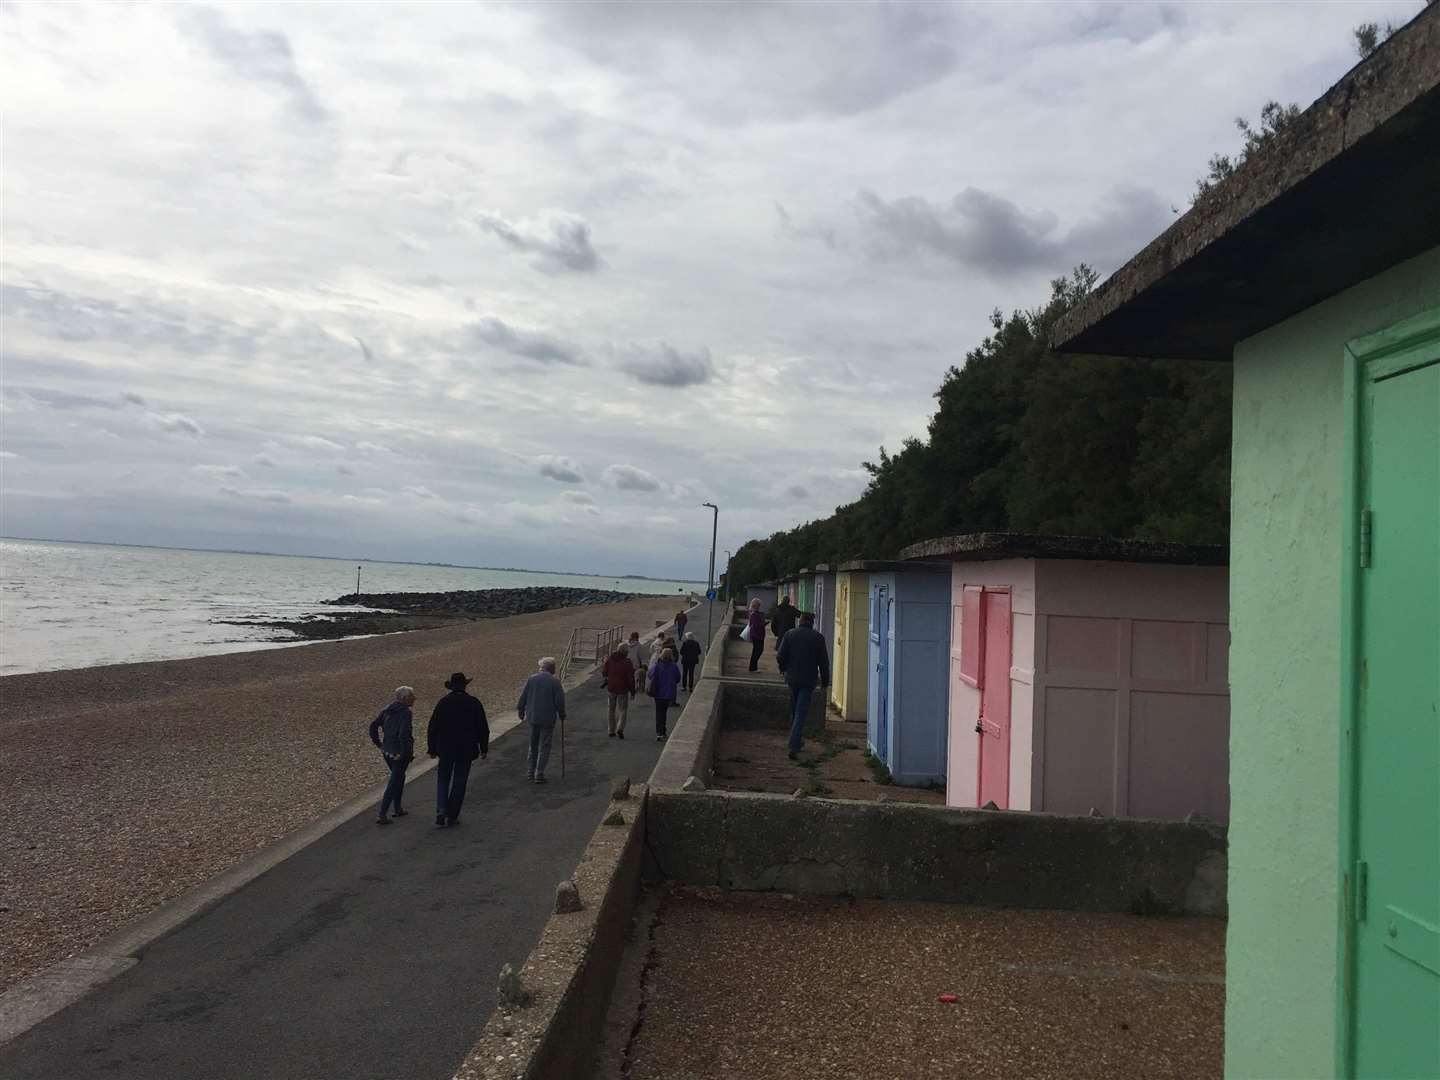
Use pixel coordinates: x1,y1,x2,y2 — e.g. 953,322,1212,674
873,584,891,767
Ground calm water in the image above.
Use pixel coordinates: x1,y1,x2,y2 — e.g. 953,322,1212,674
0,539,701,676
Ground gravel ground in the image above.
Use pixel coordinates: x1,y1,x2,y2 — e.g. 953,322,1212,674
612,885,1224,1080
0,596,680,994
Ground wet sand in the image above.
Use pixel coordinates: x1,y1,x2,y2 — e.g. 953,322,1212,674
0,595,680,993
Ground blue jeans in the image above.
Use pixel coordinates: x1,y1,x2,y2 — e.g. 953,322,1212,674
528,724,554,778
435,753,473,820
379,754,407,816
787,684,814,752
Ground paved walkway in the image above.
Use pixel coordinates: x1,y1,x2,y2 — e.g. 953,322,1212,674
0,649,703,1080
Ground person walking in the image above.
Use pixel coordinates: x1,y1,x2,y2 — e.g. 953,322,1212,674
745,597,767,672
775,612,831,760
627,630,647,674
369,685,415,825
426,672,489,827
517,656,566,783
602,642,635,739
679,632,702,691
674,607,688,642
647,646,682,741
770,594,800,648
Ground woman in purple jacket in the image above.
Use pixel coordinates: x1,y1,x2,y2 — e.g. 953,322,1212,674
746,598,767,672
649,647,683,741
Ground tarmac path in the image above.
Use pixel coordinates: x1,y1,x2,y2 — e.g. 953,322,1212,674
0,662,684,1080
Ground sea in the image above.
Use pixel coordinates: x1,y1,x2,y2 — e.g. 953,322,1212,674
0,538,703,677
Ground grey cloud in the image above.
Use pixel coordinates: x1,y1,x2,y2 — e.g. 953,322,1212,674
121,391,147,407
182,7,327,122
404,485,439,500
468,316,586,367
618,343,715,387
602,464,662,492
354,442,393,455
295,435,344,452
253,454,278,468
475,210,602,273
536,455,584,484
336,463,356,476
784,484,810,500
219,486,291,504
531,2,964,120
353,336,376,364
561,490,596,505
7,386,121,411
192,464,246,480
853,185,1172,277
143,411,205,438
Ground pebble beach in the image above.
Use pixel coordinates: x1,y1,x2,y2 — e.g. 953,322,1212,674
0,593,683,994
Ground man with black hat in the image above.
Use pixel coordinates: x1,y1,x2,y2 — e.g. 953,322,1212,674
427,672,489,827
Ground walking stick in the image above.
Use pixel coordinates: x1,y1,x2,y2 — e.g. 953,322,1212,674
561,712,566,779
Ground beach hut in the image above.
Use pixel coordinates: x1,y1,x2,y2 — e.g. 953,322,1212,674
1051,18,1439,1076
843,560,950,786
830,567,869,722
745,581,776,609
796,569,815,615
899,534,1229,821
811,563,837,657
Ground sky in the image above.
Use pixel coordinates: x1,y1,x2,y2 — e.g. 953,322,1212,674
0,0,1421,579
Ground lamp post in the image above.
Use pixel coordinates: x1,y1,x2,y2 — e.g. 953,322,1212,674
702,502,718,648
723,549,732,604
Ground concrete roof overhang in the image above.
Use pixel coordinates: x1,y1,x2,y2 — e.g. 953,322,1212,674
837,559,951,574
1052,8,1440,362
899,532,1228,567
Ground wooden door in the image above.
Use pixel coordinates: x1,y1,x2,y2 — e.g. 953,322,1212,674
1349,328,1439,1077
977,590,1012,809
874,584,890,765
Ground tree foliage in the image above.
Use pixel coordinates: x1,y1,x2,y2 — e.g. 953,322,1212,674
1194,101,1303,200
729,268,1231,591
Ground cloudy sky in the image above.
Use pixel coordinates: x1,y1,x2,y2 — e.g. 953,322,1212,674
1,0,1419,579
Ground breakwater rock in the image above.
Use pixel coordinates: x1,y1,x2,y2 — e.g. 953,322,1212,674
329,586,650,618
219,587,666,643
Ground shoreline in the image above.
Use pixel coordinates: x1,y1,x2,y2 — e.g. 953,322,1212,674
0,594,685,994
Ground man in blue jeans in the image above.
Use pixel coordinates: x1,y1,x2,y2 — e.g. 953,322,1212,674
426,672,489,827
775,612,831,760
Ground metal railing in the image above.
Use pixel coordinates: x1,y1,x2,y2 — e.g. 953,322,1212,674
558,623,624,683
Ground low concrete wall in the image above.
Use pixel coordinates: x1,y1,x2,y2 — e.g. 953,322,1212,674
452,787,649,1080
721,678,825,732
647,790,1227,917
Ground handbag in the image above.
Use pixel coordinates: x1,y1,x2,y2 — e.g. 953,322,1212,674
740,623,752,642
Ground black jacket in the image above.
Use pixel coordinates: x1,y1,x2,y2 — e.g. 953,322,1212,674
776,625,831,690
770,602,799,638
679,639,702,665
427,690,489,758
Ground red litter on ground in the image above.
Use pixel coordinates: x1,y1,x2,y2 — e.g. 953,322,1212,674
937,994,958,1004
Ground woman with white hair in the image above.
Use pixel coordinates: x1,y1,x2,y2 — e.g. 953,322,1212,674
368,685,416,825
647,646,682,741
745,598,767,672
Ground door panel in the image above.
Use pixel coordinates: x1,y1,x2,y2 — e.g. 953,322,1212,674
1353,354,1439,1078
977,590,1012,808
876,586,890,766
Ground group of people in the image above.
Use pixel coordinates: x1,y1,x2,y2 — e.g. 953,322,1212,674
601,621,703,742
745,594,831,760
366,612,701,826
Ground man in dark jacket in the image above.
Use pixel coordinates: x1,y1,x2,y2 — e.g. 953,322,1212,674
679,633,702,691
427,672,489,827
775,613,831,759
770,595,800,646
369,686,415,825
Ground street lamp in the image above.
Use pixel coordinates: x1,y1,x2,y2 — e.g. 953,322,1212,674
702,502,718,647
723,549,732,604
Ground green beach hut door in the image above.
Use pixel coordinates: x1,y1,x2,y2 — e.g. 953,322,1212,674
1347,316,1439,1079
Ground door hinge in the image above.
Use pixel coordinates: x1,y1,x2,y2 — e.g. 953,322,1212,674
1355,860,1369,923
1359,509,1372,568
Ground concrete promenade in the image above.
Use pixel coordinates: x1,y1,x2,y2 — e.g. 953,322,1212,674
0,643,698,1080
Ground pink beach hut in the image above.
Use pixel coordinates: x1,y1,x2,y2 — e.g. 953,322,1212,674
901,533,1230,822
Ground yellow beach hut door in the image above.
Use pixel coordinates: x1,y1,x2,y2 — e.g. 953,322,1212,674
1349,321,1439,1078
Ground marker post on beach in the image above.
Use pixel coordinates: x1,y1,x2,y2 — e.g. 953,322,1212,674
355,565,361,596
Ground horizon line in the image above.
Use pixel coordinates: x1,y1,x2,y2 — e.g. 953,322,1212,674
0,534,708,586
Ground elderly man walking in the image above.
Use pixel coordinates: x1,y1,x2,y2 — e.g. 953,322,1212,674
427,672,489,828
369,685,415,825
776,612,831,760
518,656,566,784
602,643,635,739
